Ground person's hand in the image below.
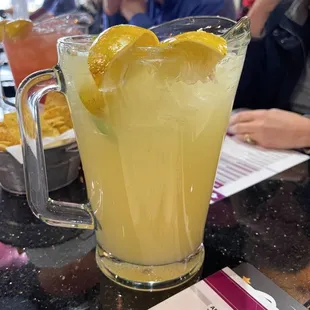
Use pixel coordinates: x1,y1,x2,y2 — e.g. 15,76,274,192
247,0,281,37
120,0,147,21
102,0,121,16
228,109,310,149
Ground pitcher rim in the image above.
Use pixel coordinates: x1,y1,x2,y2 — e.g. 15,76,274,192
58,15,250,47
58,34,96,46
150,15,251,47
150,15,237,30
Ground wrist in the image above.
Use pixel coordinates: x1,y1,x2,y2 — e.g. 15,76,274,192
248,6,271,37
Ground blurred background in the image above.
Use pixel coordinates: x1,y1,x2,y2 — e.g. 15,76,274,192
0,0,242,15
1,0,44,13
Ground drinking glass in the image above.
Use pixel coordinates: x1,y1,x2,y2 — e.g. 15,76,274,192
3,13,93,88
16,17,250,291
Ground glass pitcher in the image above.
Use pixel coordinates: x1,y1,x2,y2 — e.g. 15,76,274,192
16,17,250,291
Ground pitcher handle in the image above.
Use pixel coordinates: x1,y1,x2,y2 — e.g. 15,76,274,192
16,67,94,230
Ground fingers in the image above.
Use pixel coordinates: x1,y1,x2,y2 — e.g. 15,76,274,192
229,109,267,126
228,110,267,146
228,121,260,135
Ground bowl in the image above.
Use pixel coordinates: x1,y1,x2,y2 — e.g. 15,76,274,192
0,141,80,195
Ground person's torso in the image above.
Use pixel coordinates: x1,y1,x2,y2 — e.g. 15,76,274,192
235,0,310,111
101,0,229,30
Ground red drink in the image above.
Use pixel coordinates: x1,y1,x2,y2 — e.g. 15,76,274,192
3,14,92,87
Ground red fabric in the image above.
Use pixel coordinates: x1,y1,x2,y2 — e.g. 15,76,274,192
242,0,256,8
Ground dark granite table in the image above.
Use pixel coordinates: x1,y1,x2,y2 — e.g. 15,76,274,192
0,160,309,309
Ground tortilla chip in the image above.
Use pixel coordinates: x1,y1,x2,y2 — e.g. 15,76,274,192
57,125,70,134
45,92,68,107
45,116,65,128
0,127,11,141
0,93,73,151
4,112,18,129
43,106,62,119
40,122,59,137
0,144,8,151
7,128,21,144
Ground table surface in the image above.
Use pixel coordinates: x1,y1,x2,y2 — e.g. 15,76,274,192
0,159,309,310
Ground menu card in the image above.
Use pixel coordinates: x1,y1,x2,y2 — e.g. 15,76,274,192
211,136,309,204
150,263,307,310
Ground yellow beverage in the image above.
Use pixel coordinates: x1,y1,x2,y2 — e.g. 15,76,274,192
16,18,250,291
61,49,243,267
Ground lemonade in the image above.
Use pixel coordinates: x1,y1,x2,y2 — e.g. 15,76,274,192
16,17,250,291
61,27,244,268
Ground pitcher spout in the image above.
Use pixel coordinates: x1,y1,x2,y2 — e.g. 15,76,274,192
222,16,251,48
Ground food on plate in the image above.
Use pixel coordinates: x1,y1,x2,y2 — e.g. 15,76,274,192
0,92,73,151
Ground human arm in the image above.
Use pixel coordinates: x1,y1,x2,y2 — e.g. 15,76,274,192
234,0,306,111
30,8,53,21
247,0,281,37
29,0,55,20
228,109,310,149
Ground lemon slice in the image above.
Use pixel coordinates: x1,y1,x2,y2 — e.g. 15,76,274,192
88,25,159,88
4,19,33,39
4,19,33,40
0,20,8,42
79,80,113,135
80,26,226,125
80,25,159,118
163,31,227,57
79,82,105,117
161,31,227,82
